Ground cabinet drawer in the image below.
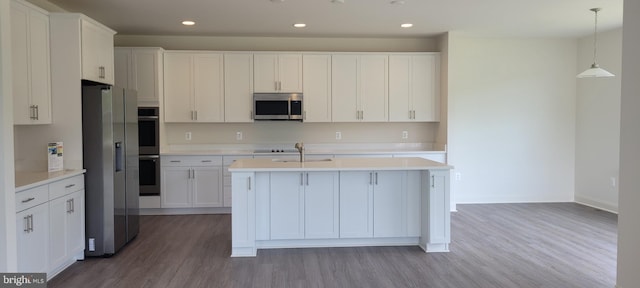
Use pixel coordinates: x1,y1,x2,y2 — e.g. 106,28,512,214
15,185,49,212
162,156,223,167
49,175,85,200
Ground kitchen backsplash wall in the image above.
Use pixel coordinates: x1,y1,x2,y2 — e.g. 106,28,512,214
164,122,438,145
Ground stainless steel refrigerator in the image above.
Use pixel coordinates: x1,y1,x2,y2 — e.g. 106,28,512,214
82,80,139,257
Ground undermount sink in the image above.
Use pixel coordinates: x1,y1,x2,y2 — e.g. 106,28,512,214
272,158,333,163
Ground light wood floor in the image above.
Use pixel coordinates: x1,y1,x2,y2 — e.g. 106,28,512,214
48,203,617,288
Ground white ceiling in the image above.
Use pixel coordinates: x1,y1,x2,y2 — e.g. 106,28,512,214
45,0,623,38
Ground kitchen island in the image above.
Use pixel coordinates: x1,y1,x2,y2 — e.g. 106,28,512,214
229,157,453,257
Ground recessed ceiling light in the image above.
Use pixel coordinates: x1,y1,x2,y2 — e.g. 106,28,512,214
400,23,413,28
331,0,345,3
271,0,285,2
182,20,195,26
293,23,307,28
390,0,405,4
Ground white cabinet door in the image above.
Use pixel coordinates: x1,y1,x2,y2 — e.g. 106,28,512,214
193,53,224,122
389,54,439,122
359,55,388,122
16,203,49,273
339,171,373,238
303,54,332,122
193,166,223,207
278,54,303,92
163,53,193,122
161,166,192,208
48,195,68,271
406,171,421,237
231,172,256,256
132,48,163,106
223,155,253,207
254,54,302,92
373,171,405,238
11,0,51,125
67,190,84,258
224,53,254,122
270,172,304,240
304,172,339,239
331,55,358,122
81,19,114,84
113,48,131,89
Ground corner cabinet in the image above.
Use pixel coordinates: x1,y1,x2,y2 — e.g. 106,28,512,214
114,47,164,106
11,0,52,125
161,156,224,208
332,54,388,122
164,51,224,123
389,54,440,122
254,53,303,93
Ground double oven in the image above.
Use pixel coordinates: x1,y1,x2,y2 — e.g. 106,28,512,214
138,107,160,196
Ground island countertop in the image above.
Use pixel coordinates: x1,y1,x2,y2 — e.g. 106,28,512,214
228,157,453,172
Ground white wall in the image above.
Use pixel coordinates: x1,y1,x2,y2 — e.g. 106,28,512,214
617,0,640,286
448,34,577,204
575,28,622,213
0,0,18,272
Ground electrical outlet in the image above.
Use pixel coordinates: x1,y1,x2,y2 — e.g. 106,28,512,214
402,131,409,139
336,132,342,140
185,132,192,141
236,131,243,141
455,172,462,181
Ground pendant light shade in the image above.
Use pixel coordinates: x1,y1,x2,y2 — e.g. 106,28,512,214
577,8,614,78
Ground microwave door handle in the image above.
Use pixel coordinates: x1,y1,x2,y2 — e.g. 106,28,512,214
288,98,292,120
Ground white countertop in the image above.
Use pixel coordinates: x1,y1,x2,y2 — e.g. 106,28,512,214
15,169,86,192
161,143,446,156
229,157,453,172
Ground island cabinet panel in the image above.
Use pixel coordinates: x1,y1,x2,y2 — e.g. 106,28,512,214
422,170,451,247
231,172,256,257
269,172,305,240
268,171,339,240
304,172,339,239
339,171,374,238
372,171,406,238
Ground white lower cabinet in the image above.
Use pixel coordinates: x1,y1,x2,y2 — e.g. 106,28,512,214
16,202,49,273
161,156,223,208
223,156,253,207
15,174,85,278
269,172,339,240
49,190,84,276
340,170,419,238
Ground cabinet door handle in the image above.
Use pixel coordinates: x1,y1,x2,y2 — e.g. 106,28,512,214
71,198,75,213
194,110,198,121
247,177,251,190
65,184,76,189
432,175,435,188
23,216,29,232
250,110,253,120
34,105,39,120
369,172,373,185
300,173,304,186
28,215,33,232
375,172,378,185
21,197,35,203
66,199,71,213
306,173,309,186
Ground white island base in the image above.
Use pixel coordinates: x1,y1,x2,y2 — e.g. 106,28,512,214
229,157,452,257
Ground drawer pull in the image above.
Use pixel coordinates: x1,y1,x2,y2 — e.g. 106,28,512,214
21,197,35,203
65,184,76,189
170,160,181,163
201,160,212,163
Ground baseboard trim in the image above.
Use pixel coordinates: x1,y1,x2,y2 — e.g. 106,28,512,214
140,207,231,215
574,196,618,214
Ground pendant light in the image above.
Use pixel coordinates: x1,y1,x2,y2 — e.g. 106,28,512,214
577,8,615,78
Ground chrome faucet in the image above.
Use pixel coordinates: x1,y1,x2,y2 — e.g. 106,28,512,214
295,142,305,162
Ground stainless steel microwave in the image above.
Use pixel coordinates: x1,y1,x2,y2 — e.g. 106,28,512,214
253,93,303,121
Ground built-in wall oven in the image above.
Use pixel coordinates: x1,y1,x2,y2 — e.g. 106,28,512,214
138,107,160,196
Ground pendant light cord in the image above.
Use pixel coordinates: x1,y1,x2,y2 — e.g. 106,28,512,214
592,9,599,65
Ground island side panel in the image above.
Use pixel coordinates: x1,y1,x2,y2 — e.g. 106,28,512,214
420,170,451,252
231,172,256,257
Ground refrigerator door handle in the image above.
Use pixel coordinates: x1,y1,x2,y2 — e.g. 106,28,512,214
115,142,124,172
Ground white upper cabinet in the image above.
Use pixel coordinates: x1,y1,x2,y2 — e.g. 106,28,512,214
11,0,52,125
164,51,224,123
80,18,115,84
224,53,254,122
389,54,440,122
254,53,303,93
114,47,164,107
332,54,388,122
302,54,332,122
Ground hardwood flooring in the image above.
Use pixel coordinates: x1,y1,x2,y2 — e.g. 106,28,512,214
47,203,617,288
